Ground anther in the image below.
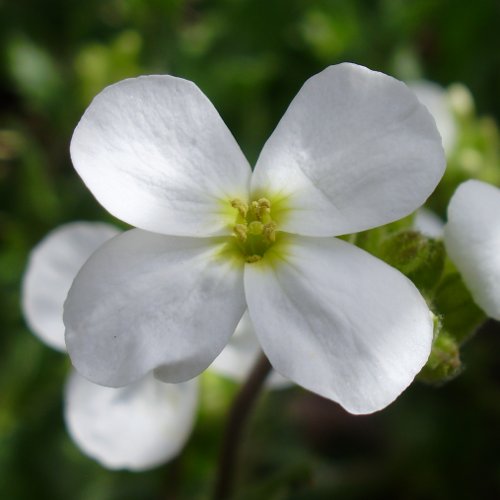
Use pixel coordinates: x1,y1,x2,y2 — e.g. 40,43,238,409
246,255,262,263
231,199,248,218
263,221,277,242
258,198,271,209
233,224,248,242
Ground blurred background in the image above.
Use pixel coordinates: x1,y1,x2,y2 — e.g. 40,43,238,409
1,0,500,498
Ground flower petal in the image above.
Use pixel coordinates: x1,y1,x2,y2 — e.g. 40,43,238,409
64,371,198,471
251,63,445,236
244,235,433,414
64,229,246,386
22,222,119,351
444,180,500,320
71,76,251,237
210,310,291,389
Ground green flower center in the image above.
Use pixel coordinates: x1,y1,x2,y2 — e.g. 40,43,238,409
230,197,278,263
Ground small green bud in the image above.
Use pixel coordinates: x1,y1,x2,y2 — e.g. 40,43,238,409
418,329,462,385
433,272,486,344
353,214,414,254
378,230,445,293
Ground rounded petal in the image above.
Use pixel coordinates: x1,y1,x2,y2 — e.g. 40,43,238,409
245,235,433,414
22,222,119,351
64,229,246,387
71,76,251,237
408,80,457,156
444,180,500,320
251,63,445,236
64,371,198,471
414,208,444,239
210,311,291,389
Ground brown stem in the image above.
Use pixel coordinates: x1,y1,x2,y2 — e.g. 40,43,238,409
212,352,273,500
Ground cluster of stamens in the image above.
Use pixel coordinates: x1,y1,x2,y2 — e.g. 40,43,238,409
230,197,278,263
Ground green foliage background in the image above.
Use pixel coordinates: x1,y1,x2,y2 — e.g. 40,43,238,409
1,0,500,498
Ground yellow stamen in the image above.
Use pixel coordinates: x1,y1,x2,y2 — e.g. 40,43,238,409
229,197,278,263
263,221,277,242
233,224,248,242
230,199,248,218
257,198,271,209
246,255,262,263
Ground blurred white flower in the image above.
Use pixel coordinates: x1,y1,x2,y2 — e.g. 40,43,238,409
414,207,444,239
22,222,119,350
409,80,457,239
211,311,290,388
22,222,198,470
448,83,474,118
65,371,197,471
66,63,445,414
409,80,457,156
444,180,500,320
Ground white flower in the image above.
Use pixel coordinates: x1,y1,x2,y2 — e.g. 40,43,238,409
66,62,446,414
64,371,197,471
414,207,444,239
409,80,457,156
409,81,456,239
211,311,290,388
22,222,198,470
23,222,119,351
444,180,500,321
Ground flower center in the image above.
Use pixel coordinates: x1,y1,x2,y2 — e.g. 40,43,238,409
230,197,278,263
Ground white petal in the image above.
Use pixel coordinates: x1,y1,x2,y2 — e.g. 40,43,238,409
209,310,291,389
64,371,198,471
444,180,500,320
71,76,251,237
22,222,119,351
414,208,444,238
252,63,445,236
245,235,433,414
64,229,246,387
408,80,457,156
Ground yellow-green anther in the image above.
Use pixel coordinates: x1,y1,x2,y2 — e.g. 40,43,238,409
258,198,271,209
253,198,271,220
263,221,277,242
231,199,248,218
248,221,264,235
234,223,248,241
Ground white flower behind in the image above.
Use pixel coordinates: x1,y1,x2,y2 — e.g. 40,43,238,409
210,311,290,388
414,207,444,239
66,63,446,414
65,371,197,471
409,80,457,156
22,222,198,470
22,222,119,350
444,180,500,320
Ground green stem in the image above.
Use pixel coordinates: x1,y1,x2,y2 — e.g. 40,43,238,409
212,352,273,500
